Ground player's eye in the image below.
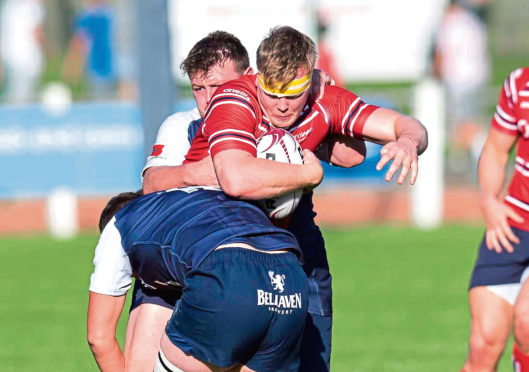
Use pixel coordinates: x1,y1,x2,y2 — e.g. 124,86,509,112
192,86,203,92
285,93,303,100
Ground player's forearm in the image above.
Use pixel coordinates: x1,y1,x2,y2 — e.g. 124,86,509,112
362,108,427,154
87,292,126,372
143,160,215,194
478,142,509,206
214,150,321,199
89,339,125,372
143,166,193,194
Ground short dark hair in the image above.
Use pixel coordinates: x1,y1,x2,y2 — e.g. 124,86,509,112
98,190,143,232
181,31,250,79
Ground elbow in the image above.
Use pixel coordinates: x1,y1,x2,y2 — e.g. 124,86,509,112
418,126,428,155
142,168,159,194
87,331,104,353
219,176,247,199
330,137,366,168
218,172,252,199
87,331,114,355
333,147,366,168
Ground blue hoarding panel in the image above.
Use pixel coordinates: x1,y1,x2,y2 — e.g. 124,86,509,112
0,103,143,198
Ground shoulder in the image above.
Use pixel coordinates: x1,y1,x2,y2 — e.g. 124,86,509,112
214,75,257,102
320,85,360,102
162,108,201,127
158,108,201,135
317,85,363,112
503,68,529,104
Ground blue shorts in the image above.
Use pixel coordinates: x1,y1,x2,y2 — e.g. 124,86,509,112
130,280,181,312
289,193,332,316
470,226,529,288
165,248,308,372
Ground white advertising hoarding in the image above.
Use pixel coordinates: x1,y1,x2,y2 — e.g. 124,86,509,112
169,0,447,82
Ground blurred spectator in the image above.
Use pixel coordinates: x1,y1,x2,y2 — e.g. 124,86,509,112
115,1,137,101
0,0,45,103
63,0,116,100
316,12,344,88
433,0,491,176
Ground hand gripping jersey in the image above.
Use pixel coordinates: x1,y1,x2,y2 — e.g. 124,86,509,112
491,68,529,231
89,187,300,296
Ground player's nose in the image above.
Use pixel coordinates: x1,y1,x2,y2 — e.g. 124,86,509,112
277,98,289,112
205,87,216,105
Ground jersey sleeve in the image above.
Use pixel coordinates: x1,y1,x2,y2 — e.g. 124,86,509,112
202,83,259,158
89,217,132,296
491,71,520,136
318,86,379,139
142,108,201,176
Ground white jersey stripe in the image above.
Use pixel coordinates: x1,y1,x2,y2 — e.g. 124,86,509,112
505,195,529,212
204,100,256,122
514,164,529,178
510,73,518,104
494,113,518,131
209,128,255,139
213,92,251,102
341,98,361,135
209,136,257,150
316,102,330,125
295,112,320,129
349,104,368,137
497,105,516,122
504,80,512,99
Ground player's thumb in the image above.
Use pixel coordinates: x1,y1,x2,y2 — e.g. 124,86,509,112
507,207,524,223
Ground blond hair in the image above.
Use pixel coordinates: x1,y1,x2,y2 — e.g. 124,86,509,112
257,26,317,92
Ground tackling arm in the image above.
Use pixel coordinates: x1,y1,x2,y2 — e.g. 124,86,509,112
213,148,323,199
87,292,126,372
478,127,522,252
142,157,218,194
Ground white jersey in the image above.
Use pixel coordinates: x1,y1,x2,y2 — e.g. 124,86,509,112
142,107,201,176
89,217,132,296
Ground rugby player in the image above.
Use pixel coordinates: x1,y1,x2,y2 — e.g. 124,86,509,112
135,31,365,372
88,187,308,372
462,68,529,372
178,26,427,371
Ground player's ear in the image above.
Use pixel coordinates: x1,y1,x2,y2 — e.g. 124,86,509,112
244,67,254,75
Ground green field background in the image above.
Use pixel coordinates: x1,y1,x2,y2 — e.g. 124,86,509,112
0,226,515,371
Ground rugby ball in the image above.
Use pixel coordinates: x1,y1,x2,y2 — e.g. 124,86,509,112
256,128,304,219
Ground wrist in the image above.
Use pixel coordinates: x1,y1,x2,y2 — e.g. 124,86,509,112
181,163,195,187
479,193,500,209
397,135,418,149
304,163,323,187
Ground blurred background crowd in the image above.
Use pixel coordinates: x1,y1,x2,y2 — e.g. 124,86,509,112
1,0,529,234
1,0,527,173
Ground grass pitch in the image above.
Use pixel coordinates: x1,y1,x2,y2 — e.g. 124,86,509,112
0,225,513,371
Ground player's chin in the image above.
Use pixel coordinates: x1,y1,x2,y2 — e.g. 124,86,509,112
271,117,294,128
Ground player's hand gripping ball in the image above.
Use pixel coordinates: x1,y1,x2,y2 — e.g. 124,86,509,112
256,128,304,219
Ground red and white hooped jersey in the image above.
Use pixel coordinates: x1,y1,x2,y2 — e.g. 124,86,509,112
184,74,379,163
492,68,529,230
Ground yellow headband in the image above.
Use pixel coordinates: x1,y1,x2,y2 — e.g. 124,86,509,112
258,72,312,97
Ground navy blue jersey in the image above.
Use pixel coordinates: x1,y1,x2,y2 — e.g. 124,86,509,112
113,187,300,289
